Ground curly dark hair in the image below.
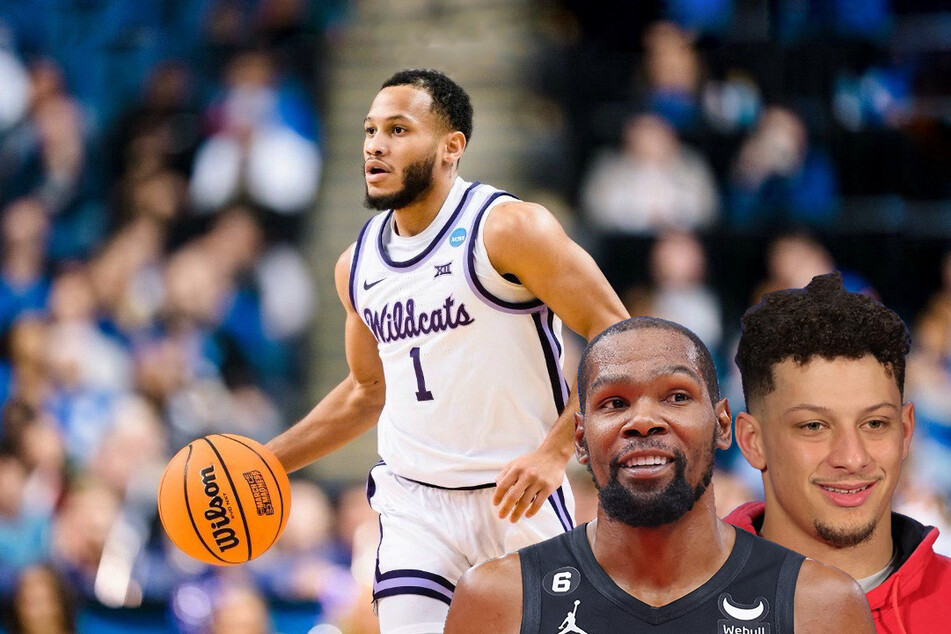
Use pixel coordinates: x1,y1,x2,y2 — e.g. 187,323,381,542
577,317,720,413
735,271,911,408
382,68,473,143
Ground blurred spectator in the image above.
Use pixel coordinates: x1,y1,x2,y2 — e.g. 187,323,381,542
3,563,78,634
637,21,703,131
208,583,274,634
50,478,122,600
0,399,65,520
1,317,53,409
249,479,358,624
0,451,51,593
727,106,839,229
749,232,835,305
622,230,723,354
44,269,133,466
580,112,718,234
0,60,106,261
107,61,202,183
87,216,166,339
0,198,51,334
189,49,321,224
905,251,951,499
0,43,30,133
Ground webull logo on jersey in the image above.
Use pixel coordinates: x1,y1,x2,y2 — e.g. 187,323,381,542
364,296,474,343
199,465,240,553
717,594,770,634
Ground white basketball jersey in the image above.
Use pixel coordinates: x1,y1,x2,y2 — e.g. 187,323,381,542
349,178,568,488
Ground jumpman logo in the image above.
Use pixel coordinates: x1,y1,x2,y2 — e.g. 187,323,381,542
557,600,588,634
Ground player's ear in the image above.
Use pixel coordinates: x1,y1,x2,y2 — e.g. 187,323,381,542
714,398,733,451
900,401,915,460
574,412,589,465
734,411,766,471
443,130,466,166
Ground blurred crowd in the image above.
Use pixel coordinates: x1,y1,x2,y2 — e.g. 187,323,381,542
1,0,951,633
530,0,951,548
0,1,382,633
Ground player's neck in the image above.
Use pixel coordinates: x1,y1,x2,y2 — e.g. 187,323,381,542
589,498,734,607
760,507,895,580
391,172,457,237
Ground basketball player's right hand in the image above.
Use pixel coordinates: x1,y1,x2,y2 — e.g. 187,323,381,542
493,447,566,523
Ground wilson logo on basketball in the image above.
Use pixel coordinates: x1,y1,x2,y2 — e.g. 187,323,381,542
242,470,274,516
200,465,240,552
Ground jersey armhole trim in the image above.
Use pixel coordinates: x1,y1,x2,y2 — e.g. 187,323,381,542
349,217,375,314
776,552,805,634
519,548,541,634
465,192,546,314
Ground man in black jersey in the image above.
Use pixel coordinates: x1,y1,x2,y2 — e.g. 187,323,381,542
445,317,874,633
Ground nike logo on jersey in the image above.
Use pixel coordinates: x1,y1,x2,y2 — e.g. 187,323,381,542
364,277,386,290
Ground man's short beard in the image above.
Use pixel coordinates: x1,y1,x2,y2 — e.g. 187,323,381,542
587,434,716,529
814,517,878,548
364,152,437,211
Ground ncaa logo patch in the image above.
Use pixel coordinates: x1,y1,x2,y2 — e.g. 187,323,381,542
543,566,581,596
717,593,770,633
449,227,467,247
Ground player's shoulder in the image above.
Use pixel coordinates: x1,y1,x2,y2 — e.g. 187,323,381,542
446,552,523,631
794,558,873,630
481,198,566,263
486,198,559,233
333,242,358,307
456,550,523,604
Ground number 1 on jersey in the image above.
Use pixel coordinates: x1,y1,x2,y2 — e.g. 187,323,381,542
410,347,434,401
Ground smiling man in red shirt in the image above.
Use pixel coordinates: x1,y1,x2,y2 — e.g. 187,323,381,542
727,271,951,632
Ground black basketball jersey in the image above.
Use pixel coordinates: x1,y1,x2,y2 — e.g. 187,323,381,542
519,523,804,633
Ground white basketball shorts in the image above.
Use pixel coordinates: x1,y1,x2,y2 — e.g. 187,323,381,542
366,461,575,609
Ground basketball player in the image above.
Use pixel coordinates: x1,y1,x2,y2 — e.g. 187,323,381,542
445,317,874,632
726,272,951,631
265,69,628,632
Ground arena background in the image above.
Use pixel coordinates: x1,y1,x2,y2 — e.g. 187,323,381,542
0,1,949,632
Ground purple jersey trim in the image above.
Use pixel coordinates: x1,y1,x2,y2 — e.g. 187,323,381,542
464,192,546,314
532,308,569,413
375,181,480,271
548,485,574,533
348,217,375,314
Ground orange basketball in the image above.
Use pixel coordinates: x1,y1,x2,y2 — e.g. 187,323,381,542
157,433,291,565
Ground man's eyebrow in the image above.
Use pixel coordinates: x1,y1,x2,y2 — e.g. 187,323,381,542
649,364,702,385
365,114,413,123
587,373,631,395
784,402,900,416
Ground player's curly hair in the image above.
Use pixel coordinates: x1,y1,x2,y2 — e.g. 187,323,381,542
578,317,720,413
382,68,473,143
736,271,911,407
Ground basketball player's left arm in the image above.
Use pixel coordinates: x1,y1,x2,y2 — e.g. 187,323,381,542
793,559,875,633
484,201,629,522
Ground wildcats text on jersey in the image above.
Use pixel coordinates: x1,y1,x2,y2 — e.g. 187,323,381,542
363,296,474,343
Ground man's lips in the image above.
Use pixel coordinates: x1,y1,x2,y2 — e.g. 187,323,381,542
615,450,675,479
365,160,391,182
815,480,878,508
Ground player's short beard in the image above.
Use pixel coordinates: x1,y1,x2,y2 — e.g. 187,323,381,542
364,152,437,211
588,431,716,529
814,517,878,548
